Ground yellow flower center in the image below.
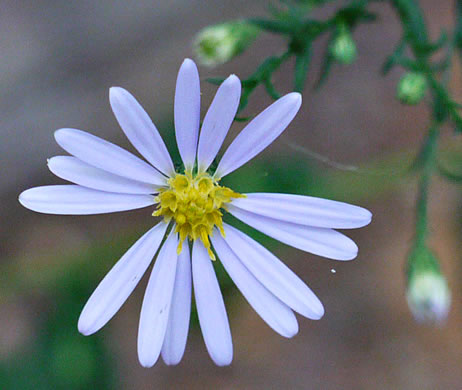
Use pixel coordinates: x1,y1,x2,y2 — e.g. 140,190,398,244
153,172,244,259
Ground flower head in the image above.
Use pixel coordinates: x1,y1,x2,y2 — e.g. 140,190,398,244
153,171,243,259
19,58,372,367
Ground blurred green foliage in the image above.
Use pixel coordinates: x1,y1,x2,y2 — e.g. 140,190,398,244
0,253,117,390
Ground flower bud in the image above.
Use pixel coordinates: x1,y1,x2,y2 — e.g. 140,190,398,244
330,28,357,65
406,246,451,324
397,72,427,105
193,21,259,67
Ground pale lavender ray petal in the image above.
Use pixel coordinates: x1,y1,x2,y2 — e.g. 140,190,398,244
231,192,372,229
18,185,155,215
192,240,233,366
212,233,298,338
197,74,241,172
55,128,166,186
110,87,175,176
48,156,158,194
174,59,200,170
222,223,324,320
228,205,358,261
214,92,302,178
137,232,178,368
78,222,168,336
161,242,192,365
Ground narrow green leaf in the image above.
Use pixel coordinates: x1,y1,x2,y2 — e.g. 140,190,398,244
428,75,452,124
238,89,252,112
432,89,449,123
263,78,281,100
234,115,253,122
437,136,462,178
315,35,334,89
241,79,258,89
300,19,327,39
455,0,462,53
248,18,296,34
294,42,312,92
253,55,287,81
414,30,448,55
390,0,429,49
382,37,406,75
334,2,377,26
438,165,462,183
450,109,462,133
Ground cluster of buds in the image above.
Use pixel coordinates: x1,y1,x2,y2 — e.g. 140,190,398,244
193,21,259,67
406,245,451,324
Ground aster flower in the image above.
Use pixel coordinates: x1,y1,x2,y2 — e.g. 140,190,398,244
19,58,372,367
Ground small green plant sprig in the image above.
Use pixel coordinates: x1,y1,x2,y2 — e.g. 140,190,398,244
206,0,376,115
194,0,462,324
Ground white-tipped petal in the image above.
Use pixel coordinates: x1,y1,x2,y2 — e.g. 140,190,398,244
78,223,167,336
19,185,155,215
55,128,166,186
48,156,158,194
110,87,175,176
222,223,324,320
192,240,233,366
161,243,192,365
212,233,298,338
138,232,178,368
231,192,372,229
174,59,200,170
229,205,358,261
215,92,302,178
197,75,241,172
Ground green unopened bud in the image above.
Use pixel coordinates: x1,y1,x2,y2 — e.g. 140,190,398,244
330,28,357,65
406,246,451,324
193,21,259,67
397,72,427,105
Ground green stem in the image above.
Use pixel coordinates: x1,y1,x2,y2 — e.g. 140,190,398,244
390,0,429,53
414,125,439,247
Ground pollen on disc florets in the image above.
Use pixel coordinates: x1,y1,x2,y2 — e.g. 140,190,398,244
153,172,244,259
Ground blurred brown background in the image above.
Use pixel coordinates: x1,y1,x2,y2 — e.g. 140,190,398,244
1,0,461,389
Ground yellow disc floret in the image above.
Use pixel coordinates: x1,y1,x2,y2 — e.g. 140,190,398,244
153,172,244,260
